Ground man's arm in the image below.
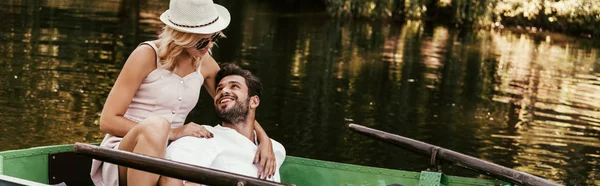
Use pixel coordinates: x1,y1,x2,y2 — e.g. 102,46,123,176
271,140,286,182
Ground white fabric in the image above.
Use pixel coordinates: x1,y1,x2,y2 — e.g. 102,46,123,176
166,125,286,182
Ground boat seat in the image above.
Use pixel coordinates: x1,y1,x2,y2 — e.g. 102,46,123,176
48,152,95,186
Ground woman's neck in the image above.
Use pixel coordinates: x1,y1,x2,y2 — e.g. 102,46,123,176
176,51,193,64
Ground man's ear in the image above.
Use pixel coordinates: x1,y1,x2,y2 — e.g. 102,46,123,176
250,95,260,109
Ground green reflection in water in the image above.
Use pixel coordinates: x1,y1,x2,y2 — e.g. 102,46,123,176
1,0,600,185
324,0,600,37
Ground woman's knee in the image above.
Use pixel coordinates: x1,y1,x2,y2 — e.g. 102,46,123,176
140,116,170,128
136,116,170,138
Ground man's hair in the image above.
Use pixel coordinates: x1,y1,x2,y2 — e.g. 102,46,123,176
215,63,262,98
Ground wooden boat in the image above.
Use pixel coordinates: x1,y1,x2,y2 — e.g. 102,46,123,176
0,144,508,186
0,124,557,186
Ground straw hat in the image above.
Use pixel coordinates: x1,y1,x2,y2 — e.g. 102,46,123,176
160,0,231,34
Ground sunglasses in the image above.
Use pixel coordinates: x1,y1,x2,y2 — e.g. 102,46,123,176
195,32,222,50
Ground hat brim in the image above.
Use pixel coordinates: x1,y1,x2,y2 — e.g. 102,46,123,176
160,4,230,34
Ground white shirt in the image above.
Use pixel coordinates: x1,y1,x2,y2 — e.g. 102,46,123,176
166,125,286,182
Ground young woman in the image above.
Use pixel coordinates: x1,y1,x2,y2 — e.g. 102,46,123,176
90,1,276,185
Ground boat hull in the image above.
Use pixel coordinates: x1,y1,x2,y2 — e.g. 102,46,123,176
0,144,510,186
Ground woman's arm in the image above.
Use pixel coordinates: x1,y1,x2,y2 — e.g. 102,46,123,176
99,45,157,137
201,56,275,179
201,55,219,98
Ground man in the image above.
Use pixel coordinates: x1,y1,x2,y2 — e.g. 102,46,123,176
159,63,286,185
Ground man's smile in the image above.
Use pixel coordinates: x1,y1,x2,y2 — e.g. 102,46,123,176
217,95,237,108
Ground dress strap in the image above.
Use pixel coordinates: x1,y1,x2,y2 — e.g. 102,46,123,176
139,41,161,68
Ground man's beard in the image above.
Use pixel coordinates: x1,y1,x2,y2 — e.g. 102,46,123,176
216,97,250,124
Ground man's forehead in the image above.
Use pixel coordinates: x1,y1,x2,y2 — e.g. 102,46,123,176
218,75,246,86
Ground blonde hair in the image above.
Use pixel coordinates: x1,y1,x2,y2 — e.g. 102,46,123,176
156,26,210,72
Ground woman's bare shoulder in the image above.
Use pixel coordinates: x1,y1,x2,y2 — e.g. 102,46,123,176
122,43,158,76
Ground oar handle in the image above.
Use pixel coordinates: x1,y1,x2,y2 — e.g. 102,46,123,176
74,143,293,186
348,124,562,186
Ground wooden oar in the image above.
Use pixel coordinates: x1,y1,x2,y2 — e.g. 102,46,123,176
73,143,293,186
348,124,561,186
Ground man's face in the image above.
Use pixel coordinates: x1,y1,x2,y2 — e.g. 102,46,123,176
214,75,250,123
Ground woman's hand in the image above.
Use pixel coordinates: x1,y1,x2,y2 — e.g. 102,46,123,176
255,139,276,179
169,122,213,141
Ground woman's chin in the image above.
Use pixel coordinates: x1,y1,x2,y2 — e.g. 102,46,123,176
199,49,209,55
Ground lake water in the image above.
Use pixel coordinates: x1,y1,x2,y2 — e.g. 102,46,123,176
1,0,599,185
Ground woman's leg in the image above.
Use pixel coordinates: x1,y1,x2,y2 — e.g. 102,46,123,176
117,116,170,186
